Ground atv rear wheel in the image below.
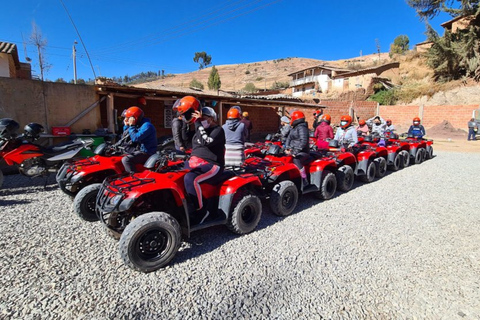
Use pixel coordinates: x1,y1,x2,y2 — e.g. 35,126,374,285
119,211,181,273
315,171,337,200
414,148,425,164
336,165,354,192
269,180,298,216
388,152,401,171
360,161,376,183
374,157,387,178
400,150,410,168
227,193,262,234
426,146,434,160
73,183,102,222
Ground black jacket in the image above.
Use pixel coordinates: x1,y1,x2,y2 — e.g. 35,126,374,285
192,122,226,166
285,120,309,155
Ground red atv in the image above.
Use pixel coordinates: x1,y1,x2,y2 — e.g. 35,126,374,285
401,134,434,164
244,133,283,158
95,153,263,272
244,144,346,217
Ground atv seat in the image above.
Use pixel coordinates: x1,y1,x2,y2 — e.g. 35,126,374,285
42,140,85,154
201,170,236,186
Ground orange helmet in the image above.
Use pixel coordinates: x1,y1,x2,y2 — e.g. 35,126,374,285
174,96,200,123
413,117,421,124
386,119,392,125
359,119,366,126
321,114,331,124
124,106,144,123
290,110,305,125
340,115,352,129
227,107,241,120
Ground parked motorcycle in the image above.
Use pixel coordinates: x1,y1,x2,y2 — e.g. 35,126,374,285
0,118,95,188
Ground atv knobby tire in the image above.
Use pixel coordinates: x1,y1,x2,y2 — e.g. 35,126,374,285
426,146,434,160
374,157,387,178
414,148,425,164
227,193,262,235
314,171,337,200
269,180,298,216
400,150,410,168
73,183,102,222
360,161,376,183
336,165,354,192
388,152,401,171
119,211,181,273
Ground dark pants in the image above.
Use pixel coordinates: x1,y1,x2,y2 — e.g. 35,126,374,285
468,128,476,140
184,162,222,210
122,152,151,173
293,152,311,171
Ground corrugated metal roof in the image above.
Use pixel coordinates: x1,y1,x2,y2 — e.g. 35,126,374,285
287,64,352,76
0,42,17,54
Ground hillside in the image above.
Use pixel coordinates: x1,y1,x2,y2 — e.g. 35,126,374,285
136,52,480,105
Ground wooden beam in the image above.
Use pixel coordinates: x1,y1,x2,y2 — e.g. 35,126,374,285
107,94,115,133
64,96,106,127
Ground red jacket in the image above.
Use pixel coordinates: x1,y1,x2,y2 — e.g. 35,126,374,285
314,122,333,149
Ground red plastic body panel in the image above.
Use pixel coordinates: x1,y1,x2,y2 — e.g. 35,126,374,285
1,143,43,165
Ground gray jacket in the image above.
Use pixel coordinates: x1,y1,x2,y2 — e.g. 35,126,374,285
223,119,246,146
367,116,387,135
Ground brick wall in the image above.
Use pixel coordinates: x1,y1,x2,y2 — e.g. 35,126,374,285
379,104,477,132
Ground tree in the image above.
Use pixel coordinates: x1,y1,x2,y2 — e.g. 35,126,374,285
408,1,480,81
193,52,212,70
208,66,221,90
29,21,51,81
189,78,204,90
407,0,480,21
390,35,410,56
243,82,257,93
55,78,67,83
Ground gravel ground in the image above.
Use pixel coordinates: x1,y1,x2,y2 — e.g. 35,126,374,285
0,150,479,319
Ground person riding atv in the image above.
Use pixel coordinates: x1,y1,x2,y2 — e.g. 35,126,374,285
284,110,310,188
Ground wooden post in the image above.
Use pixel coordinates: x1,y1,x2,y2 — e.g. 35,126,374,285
218,101,223,124
107,94,115,133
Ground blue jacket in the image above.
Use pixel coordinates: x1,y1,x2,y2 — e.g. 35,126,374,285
408,125,425,138
124,117,157,154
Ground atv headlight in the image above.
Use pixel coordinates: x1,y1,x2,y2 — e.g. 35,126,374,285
110,195,123,206
118,198,136,211
70,171,85,184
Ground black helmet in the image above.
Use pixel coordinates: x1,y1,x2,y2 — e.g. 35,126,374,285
24,123,44,139
0,118,20,139
328,140,339,148
266,144,281,155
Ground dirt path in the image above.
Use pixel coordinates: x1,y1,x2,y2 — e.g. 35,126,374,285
427,137,480,153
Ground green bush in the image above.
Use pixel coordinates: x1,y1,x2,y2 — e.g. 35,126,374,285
368,89,397,105
189,78,204,90
243,82,257,93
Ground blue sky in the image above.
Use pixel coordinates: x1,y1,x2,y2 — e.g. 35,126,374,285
1,0,453,81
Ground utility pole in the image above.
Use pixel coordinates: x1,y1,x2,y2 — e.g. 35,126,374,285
73,40,78,84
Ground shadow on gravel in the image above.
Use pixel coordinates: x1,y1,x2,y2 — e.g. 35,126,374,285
0,199,32,206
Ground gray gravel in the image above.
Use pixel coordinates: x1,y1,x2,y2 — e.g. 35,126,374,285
0,150,479,319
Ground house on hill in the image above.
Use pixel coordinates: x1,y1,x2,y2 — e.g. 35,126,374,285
287,62,399,99
0,42,31,79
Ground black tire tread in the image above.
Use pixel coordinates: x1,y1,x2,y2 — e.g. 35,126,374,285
269,180,299,217
227,193,262,235
73,183,102,222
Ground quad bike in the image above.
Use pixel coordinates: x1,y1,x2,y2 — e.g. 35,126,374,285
244,133,283,158
328,140,379,183
0,119,96,188
399,134,434,164
95,152,264,272
244,144,342,217
357,135,390,178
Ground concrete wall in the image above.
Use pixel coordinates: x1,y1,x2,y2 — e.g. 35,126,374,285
0,54,10,78
0,78,100,134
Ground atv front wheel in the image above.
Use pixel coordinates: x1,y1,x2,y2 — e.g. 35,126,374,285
426,146,434,160
73,183,102,222
119,211,181,273
315,171,337,200
374,157,387,178
227,193,262,234
336,165,354,192
360,161,376,183
269,180,298,216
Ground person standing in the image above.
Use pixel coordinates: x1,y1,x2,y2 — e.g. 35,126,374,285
279,116,291,143
223,107,246,167
468,118,477,141
121,106,157,173
240,111,253,142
